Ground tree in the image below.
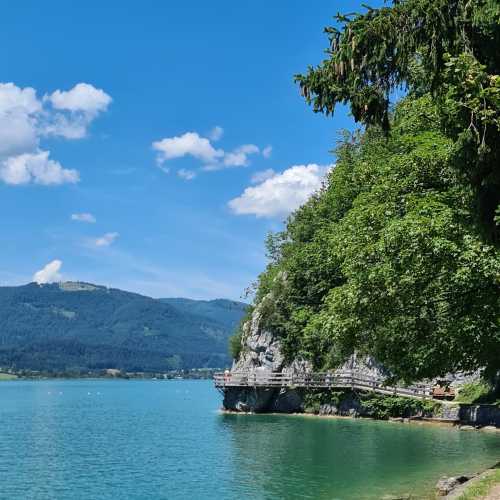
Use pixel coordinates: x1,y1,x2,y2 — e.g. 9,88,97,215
251,96,499,382
295,0,500,239
246,1,500,381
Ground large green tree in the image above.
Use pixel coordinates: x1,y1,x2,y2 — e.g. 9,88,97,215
237,0,500,382
296,0,500,239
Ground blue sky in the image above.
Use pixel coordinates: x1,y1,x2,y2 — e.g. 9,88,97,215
0,1,369,300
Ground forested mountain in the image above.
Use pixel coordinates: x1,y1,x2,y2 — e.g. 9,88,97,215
0,282,247,372
159,298,246,332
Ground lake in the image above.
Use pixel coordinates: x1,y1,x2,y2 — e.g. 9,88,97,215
1,379,499,499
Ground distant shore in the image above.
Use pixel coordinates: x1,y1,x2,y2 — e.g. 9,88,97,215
0,368,221,381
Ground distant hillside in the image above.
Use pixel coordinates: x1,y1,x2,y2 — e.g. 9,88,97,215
0,282,248,373
159,298,246,331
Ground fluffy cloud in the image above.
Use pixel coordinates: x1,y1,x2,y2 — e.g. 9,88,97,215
0,82,111,186
33,259,62,284
229,164,331,218
0,151,79,185
44,83,111,139
48,83,111,114
177,168,196,180
93,232,119,247
152,129,269,174
153,132,223,164
71,212,96,223
0,83,41,158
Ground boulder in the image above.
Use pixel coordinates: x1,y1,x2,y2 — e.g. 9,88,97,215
435,476,470,496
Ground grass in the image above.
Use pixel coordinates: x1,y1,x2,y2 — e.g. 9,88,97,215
456,382,499,405
458,467,500,500
0,372,18,380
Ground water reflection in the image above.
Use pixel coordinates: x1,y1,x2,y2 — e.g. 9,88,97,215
219,413,500,499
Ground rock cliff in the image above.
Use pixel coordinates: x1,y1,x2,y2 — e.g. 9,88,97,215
223,301,386,413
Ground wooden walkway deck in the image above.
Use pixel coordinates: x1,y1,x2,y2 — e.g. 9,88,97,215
214,371,433,399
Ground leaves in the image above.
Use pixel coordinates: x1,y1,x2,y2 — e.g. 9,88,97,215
250,95,500,382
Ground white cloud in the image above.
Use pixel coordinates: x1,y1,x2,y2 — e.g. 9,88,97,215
153,132,223,164
223,144,260,168
42,113,89,140
71,212,96,223
48,83,112,114
0,82,111,186
209,126,224,141
152,130,269,171
0,83,41,158
93,232,119,247
0,83,41,114
44,83,112,139
0,151,79,185
262,145,272,158
251,168,275,184
229,163,331,218
33,259,62,284
177,168,196,180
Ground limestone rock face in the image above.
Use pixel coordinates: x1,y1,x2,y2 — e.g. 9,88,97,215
338,352,387,379
223,300,385,413
223,300,307,412
223,387,278,413
230,300,381,379
231,302,285,373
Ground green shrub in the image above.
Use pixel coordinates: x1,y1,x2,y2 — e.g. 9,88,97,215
359,392,439,419
456,381,497,404
303,389,440,419
228,331,242,360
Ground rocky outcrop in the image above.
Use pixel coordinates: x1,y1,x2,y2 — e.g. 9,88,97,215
223,300,386,413
459,405,500,427
231,304,285,373
222,297,492,425
223,300,307,412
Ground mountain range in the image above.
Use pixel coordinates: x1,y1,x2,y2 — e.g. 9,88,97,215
0,282,247,373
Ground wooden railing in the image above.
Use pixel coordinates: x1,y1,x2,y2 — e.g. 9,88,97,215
213,371,433,399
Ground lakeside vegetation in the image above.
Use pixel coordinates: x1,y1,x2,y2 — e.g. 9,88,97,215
232,0,500,386
457,465,500,500
457,382,500,405
303,389,441,419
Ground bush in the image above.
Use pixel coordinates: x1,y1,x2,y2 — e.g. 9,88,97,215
359,393,439,419
456,381,497,404
303,389,440,419
228,332,242,360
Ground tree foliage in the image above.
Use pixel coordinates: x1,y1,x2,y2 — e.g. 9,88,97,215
242,0,500,383
250,93,499,382
296,0,500,239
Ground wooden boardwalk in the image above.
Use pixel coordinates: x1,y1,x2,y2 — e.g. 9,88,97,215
214,371,433,399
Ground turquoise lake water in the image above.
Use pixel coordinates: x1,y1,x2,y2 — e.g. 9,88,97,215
1,379,499,499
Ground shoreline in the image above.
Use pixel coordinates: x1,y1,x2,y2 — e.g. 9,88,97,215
0,372,217,381
219,408,500,432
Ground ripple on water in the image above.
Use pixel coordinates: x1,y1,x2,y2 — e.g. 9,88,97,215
0,380,499,500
